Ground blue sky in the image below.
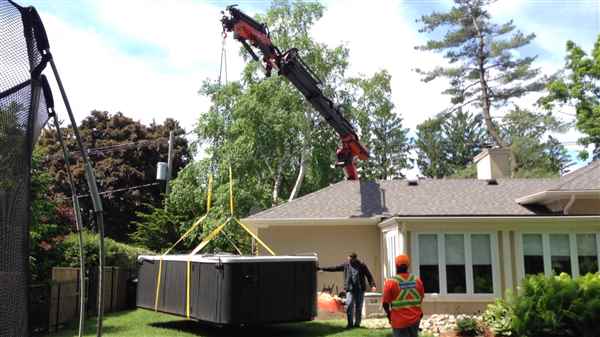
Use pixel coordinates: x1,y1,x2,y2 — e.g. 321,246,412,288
25,0,600,172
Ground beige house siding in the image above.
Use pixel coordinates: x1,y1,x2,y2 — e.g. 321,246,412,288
256,225,382,291
247,216,600,316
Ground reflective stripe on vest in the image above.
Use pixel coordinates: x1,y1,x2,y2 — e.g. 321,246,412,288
390,274,422,309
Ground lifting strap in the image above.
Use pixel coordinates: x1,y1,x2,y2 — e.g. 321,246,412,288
154,167,277,319
154,175,213,312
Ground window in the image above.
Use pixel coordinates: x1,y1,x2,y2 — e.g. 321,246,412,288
550,234,571,275
523,234,544,275
419,234,439,293
520,233,600,277
577,234,599,275
445,235,466,293
415,233,497,296
472,234,493,293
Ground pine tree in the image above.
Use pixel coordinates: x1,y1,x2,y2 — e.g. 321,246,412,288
349,71,411,180
416,0,545,172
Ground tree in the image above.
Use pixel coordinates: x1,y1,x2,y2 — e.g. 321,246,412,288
415,116,451,178
442,109,488,170
348,70,411,180
541,35,600,160
415,109,487,178
196,0,351,209
500,108,572,176
416,0,545,171
38,111,190,242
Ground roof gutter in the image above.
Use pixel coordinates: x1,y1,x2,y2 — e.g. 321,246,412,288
242,216,382,228
515,190,600,205
378,215,600,226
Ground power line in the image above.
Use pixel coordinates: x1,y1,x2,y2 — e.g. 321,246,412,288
45,138,169,160
71,182,161,200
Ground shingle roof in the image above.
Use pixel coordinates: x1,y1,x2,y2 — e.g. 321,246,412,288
552,160,600,191
248,178,559,219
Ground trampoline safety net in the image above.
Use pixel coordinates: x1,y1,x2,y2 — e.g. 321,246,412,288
0,0,50,335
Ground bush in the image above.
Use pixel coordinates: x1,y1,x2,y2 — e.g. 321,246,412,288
455,317,482,336
60,231,150,269
483,298,513,336
510,272,600,337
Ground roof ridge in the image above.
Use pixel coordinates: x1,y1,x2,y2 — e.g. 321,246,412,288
248,180,348,217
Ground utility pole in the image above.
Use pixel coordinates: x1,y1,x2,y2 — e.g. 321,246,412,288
165,131,174,196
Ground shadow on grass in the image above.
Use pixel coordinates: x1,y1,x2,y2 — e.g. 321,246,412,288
45,324,127,337
149,320,349,337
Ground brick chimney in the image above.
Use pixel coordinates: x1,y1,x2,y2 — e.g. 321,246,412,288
474,147,511,180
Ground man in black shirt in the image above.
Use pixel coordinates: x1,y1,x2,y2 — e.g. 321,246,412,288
319,252,376,328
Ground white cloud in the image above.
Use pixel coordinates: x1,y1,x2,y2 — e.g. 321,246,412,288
37,1,245,135
312,0,451,132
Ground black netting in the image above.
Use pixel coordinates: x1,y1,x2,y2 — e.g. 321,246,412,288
1,0,50,336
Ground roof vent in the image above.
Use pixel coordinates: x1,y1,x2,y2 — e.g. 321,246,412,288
407,179,418,186
487,179,498,185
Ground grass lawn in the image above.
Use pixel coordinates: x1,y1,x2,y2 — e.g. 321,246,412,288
46,309,399,337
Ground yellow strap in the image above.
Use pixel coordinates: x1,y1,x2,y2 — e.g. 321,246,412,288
155,176,213,313
186,259,191,318
162,214,207,256
189,219,230,255
234,218,276,256
229,166,234,216
207,175,213,211
153,258,163,311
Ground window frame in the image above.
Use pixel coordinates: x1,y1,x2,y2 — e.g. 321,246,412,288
412,231,500,299
516,231,600,279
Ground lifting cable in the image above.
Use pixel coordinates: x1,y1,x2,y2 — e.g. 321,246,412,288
218,33,228,85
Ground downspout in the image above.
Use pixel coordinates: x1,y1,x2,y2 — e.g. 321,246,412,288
563,194,576,215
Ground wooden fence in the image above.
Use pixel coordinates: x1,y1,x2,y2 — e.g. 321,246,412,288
29,267,136,334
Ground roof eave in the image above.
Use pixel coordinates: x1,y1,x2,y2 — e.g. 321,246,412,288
242,216,382,228
516,190,600,205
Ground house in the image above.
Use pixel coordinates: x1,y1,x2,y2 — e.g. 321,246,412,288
243,148,600,314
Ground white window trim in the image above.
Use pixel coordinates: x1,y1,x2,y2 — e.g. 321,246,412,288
412,231,500,299
516,231,600,280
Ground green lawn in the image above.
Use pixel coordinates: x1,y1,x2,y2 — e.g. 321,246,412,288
46,309,396,337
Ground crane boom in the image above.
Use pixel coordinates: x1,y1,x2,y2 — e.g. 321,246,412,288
221,5,368,180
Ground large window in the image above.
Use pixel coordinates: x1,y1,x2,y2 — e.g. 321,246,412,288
577,234,599,275
550,234,571,274
415,233,497,296
521,233,600,277
445,235,466,293
472,234,493,293
419,234,439,293
523,234,544,275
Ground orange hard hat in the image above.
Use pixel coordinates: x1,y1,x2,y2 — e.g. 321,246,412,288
395,254,410,267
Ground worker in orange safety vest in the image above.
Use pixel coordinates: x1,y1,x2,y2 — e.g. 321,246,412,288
382,254,424,337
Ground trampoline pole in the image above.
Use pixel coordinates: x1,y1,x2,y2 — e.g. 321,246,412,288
48,57,105,337
52,116,86,337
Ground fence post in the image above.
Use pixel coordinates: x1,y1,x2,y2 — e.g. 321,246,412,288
110,267,115,312
55,282,61,332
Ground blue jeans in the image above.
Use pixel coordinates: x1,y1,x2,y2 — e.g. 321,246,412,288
345,290,364,327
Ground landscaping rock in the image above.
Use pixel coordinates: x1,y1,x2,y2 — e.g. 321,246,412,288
361,313,484,337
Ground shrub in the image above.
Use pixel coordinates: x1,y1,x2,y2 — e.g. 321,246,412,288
511,272,600,337
482,298,513,336
60,231,150,270
455,317,482,337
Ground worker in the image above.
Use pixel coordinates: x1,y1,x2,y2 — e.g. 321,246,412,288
318,252,376,329
382,254,424,337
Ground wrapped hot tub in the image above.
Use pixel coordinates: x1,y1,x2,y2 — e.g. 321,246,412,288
136,254,318,325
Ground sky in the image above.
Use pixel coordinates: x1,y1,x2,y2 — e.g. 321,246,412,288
25,0,600,174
